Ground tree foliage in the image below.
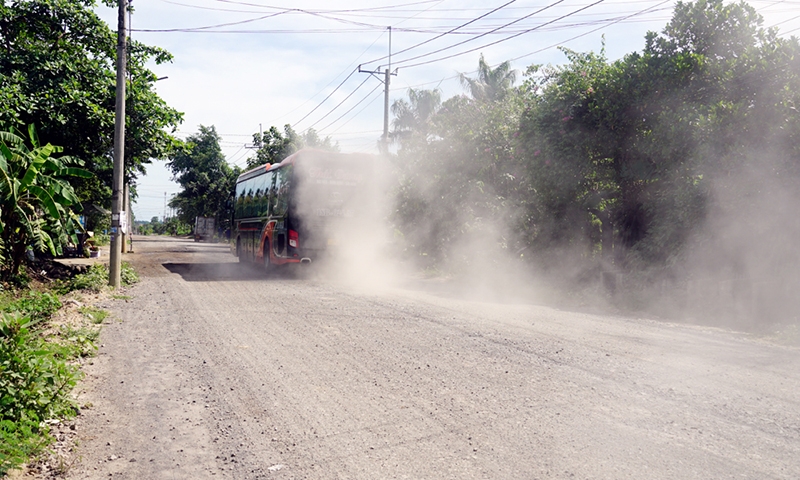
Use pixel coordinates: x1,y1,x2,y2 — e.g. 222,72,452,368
167,126,239,232
246,125,338,169
391,0,800,300
0,0,183,227
0,126,91,281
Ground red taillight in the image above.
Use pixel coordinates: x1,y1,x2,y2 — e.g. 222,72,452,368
288,229,298,248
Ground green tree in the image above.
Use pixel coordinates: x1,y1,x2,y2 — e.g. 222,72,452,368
0,0,183,226
391,78,525,266
168,126,239,232
518,0,800,275
459,54,518,102
0,126,91,281
246,124,338,169
390,88,441,146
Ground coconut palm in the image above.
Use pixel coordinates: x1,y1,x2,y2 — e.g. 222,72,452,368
390,88,442,144
459,54,517,102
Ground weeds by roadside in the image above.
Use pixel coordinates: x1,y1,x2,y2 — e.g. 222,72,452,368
0,314,81,475
56,262,139,294
0,261,139,476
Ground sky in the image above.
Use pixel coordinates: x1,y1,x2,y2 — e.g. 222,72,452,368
93,0,800,222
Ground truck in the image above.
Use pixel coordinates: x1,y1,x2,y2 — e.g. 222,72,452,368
194,216,216,242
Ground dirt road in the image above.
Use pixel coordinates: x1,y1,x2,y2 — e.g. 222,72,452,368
65,235,799,479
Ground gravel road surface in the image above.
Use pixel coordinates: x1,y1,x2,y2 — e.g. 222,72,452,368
65,235,800,479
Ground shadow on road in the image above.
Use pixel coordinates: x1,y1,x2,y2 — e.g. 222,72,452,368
162,262,302,282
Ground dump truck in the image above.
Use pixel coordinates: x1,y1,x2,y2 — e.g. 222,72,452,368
194,216,216,242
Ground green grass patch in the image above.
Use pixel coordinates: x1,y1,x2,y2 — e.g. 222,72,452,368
0,291,62,327
54,325,99,358
56,262,139,294
0,313,81,475
120,262,139,286
111,294,131,300
78,306,109,324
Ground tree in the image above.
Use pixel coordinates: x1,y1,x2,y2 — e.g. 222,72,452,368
390,88,441,146
0,0,183,226
0,126,91,281
459,54,518,102
245,125,338,169
390,79,526,266
167,126,239,233
518,0,800,279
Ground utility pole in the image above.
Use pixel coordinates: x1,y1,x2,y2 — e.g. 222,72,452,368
359,26,396,154
109,0,127,288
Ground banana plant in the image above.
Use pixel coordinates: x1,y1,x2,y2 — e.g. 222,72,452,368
0,125,92,281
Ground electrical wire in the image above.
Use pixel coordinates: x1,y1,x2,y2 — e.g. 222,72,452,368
293,67,358,127
304,75,372,131
317,82,384,133
265,29,387,125
327,89,385,135
386,0,570,68
399,0,608,70
769,13,800,27
133,11,285,32
387,0,670,92
361,0,520,66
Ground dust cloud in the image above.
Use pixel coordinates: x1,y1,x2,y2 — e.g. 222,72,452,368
678,154,800,330
292,151,409,293
290,142,799,335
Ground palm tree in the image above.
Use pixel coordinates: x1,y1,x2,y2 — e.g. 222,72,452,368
459,54,517,102
390,88,442,144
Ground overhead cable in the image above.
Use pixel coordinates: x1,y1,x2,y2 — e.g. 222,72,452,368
317,83,384,133
399,0,610,69
361,0,519,66
293,67,358,127
304,75,372,131
387,0,570,68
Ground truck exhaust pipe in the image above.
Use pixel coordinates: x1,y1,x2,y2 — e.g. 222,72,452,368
301,258,312,264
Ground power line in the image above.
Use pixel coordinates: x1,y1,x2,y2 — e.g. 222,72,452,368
361,0,520,67
265,29,387,125
386,0,570,68
387,0,670,92
293,68,358,127
400,0,609,70
317,82,384,133
328,90,385,136
305,75,372,131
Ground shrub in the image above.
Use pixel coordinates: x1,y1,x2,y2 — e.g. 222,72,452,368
58,262,139,294
0,313,80,474
121,262,139,286
0,291,62,327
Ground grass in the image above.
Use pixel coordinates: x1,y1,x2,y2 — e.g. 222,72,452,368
78,306,109,324
0,260,140,475
56,261,139,294
0,314,81,475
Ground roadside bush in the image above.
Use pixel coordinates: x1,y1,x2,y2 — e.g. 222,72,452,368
0,313,80,475
0,291,62,326
58,262,140,294
121,262,139,286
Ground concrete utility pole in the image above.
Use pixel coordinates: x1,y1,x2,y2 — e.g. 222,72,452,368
359,26,396,154
109,0,127,288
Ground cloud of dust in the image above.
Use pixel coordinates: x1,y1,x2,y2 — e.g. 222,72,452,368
677,153,800,330
292,151,409,293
